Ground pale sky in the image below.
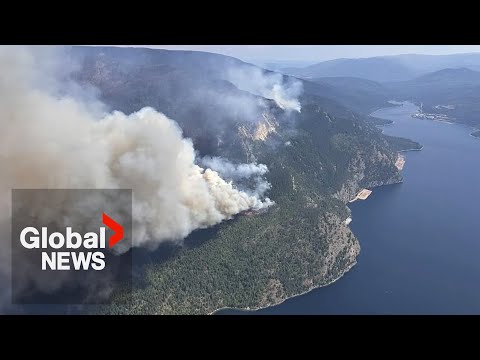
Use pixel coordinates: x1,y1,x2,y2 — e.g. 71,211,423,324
119,45,480,63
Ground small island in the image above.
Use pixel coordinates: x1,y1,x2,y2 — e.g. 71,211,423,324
471,130,480,139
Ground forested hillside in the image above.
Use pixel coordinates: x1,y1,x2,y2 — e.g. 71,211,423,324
70,46,419,314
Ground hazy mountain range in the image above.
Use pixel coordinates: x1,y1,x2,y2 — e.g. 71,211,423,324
83,48,478,314
10,46,474,314
284,54,480,129
60,46,419,314
283,53,480,82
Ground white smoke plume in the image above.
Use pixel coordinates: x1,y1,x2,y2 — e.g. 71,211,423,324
200,156,268,180
98,108,273,244
225,65,303,112
0,46,274,304
200,156,274,206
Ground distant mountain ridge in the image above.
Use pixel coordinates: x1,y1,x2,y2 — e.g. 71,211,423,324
284,57,416,82
70,46,419,315
304,76,393,114
292,65,480,128
384,67,480,127
283,52,480,82
405,67,480,84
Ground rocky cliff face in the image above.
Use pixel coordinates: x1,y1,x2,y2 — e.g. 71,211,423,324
256,212,360,310
334,155,403,203
98,103,404,314
73,46,411,314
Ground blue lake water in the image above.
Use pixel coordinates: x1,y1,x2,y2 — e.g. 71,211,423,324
221,102,480,314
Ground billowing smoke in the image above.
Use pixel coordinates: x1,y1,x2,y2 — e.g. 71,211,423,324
225,65,303,112
190,85,268,125
0,46,274,306
200,156,268,180
200,156,273,205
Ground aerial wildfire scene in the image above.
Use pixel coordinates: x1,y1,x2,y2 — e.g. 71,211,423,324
2,45,480,315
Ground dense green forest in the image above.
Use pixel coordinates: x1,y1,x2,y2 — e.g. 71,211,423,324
72,46,420,314
99,101,414,315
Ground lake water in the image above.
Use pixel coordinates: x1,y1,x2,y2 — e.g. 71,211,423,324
221,102,480,314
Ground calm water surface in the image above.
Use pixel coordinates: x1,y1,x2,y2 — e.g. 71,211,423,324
220,102,480,314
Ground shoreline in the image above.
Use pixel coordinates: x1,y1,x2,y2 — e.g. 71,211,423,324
349,188,372,203
212,105,413,316
211,179,403,316
210,257,358,315
399,146,423,152
408,109,480,140
378,120,395,127
433,120,454,125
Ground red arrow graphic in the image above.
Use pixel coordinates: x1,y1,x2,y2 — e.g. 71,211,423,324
102,213,124,248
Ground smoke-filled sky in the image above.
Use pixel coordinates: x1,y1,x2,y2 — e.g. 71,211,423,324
108,45,480,63
0,46,278,249
0,46,286,304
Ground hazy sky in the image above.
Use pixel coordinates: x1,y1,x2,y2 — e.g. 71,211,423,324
128,45,480,63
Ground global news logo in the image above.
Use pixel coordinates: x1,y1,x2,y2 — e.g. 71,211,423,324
19,213,124,271
11,189,132,305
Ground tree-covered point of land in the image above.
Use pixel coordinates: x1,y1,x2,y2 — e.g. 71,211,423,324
73,46,420,314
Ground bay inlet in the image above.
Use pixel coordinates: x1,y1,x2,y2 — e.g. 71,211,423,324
219,102,480,315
